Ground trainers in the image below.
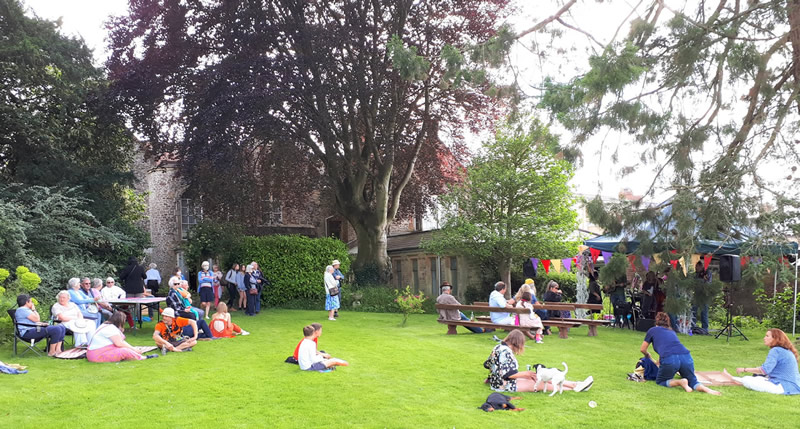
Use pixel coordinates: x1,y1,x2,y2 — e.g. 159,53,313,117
328,317,336,321
536,340,543,344
241,330,250,336
161,345,167,356
575,376,594,392
145,354,159,359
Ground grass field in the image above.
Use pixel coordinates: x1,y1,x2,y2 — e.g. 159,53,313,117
1,309,796,428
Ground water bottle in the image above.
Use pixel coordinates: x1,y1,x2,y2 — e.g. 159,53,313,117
470,311,475,321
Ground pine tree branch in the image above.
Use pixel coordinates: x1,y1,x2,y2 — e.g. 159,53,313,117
515,0,578,39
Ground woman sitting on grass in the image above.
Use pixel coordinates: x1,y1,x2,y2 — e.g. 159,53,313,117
486,329,593,393
722,328,800,395
298,324,348,372
209,303,249,338
640,312,721,395
87,312,158,362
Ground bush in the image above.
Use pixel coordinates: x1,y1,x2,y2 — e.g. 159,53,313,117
756,287,796,332
0,265,43,343
236,235,351,307
341,286,400,313
394,285,426,326
184,220,244,270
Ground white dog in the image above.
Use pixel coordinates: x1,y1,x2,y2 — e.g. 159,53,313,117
533,362,568,396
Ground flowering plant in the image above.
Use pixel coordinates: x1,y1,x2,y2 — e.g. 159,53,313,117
394,285,426,326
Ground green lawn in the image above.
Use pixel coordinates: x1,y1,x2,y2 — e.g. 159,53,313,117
1,310,796,428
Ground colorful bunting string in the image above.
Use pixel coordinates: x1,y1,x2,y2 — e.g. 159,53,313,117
551,259,562,273
641,255,651,271
542,259,551,274
601,251,613,263
703,254,712,270
562,258,572,272
590,248,600,263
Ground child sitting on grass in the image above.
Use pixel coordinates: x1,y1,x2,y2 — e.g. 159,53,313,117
209,302,249,338
298,324,348,372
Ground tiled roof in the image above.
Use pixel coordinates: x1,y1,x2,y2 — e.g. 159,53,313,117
386,230,435,253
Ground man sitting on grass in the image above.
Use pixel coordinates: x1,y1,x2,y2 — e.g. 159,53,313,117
298,324,348,372
153,308,198,353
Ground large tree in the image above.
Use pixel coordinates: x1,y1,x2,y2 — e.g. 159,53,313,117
424,118,578,289
0,0,148,271
106,0,515,280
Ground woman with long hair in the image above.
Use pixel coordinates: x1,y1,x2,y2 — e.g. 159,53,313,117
640,312,721,395
485,329,593,393
86,312,158,362
723,328,800,395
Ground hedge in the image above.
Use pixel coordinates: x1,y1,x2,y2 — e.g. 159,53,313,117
236,235,351,307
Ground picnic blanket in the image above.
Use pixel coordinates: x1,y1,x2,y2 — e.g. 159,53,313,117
694,371,740,386
55,346,158,360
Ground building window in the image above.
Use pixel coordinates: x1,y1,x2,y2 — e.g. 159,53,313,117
260,194,283,226
449,256,458,291
395,260,403,288
430,257,439,295
412,259,419,292
180,198,202,240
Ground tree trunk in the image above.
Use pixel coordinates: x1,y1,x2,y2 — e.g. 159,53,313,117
346,213,392,284
499,257,512,299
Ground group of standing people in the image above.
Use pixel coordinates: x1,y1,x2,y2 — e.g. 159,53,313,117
323,260,344,321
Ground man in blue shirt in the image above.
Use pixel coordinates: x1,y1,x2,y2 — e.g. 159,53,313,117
488,281,516,324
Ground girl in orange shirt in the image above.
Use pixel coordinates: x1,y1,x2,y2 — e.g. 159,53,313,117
210,302,250,338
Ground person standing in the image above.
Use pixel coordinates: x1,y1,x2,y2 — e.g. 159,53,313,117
244,264,258,316
692,261,711,330
212,264,223,308
145,263,162,296
225,263,240,310
120,256,149,320
332,260,344,318
641,271,657,319
324,265,340,321
236,263,247,312
436,282,483,333
197,262,215,319
251,262,268,314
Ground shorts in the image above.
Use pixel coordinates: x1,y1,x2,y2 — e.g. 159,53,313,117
199,287,214,302
307,362,327,371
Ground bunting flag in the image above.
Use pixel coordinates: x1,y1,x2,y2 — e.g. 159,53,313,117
641,255,651,271
753,257,762,265
590,248,601,263
562,258,572,272
627,254,636,270
679,257,687,276
578,244,589,252
601,251,613,263
669,259,678,270
741,256,749,267
551,259,562,273
653,254,662,265
542,259,551,274
530,258,538,272
690,254,701,271
703,254,712,270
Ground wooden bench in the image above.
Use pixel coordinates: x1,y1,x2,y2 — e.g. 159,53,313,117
471,301,610,336
435,304,581,339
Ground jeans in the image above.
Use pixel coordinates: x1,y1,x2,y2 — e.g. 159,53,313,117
668,313,679,331
691,305,709,330
656,353,699,390
255,285,262,313
181,319,214,339
226,283,238,307
459,312,484,333
22,324,66,344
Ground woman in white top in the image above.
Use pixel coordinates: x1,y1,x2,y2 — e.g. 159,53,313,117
297,324,348,371
324,265,340,321
86,312,157,362
51,290,95,347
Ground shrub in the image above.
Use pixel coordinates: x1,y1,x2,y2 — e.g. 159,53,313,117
756,287,796,332
394,285,426,326
0,265,43,343
341,286,400,313
236,235,351,307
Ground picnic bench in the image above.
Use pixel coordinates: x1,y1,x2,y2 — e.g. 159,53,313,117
435,304,582,339
444,301,610,337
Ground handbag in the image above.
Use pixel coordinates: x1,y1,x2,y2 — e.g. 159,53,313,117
87,303,99,314
248,288,258,295
328,286,339,297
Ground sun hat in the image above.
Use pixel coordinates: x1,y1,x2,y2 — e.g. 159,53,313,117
524,278,535,285
332,260,341,265
69,319,94,334
162,308,176,318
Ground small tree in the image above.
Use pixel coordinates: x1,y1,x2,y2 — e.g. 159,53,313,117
425,118,579,291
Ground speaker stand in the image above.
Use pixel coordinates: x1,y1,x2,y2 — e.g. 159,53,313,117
714,308,748,342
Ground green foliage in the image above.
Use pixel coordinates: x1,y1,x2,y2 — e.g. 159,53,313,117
662,272,694,316
425,117,579,281
341,286,401,313
184,220,245,270
0,265,42,342
692,278,723,308
387,35,430,81
236,235,351,307
598,253,628,287
394,285,427,326
756,287,797,333
0,185,146,302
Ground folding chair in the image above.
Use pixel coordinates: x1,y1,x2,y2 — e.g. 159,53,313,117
7,309,48,357
50,307,74,348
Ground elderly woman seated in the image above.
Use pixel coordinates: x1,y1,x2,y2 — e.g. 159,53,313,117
14,294,67,357
52,290,95,347
67,277,102,328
